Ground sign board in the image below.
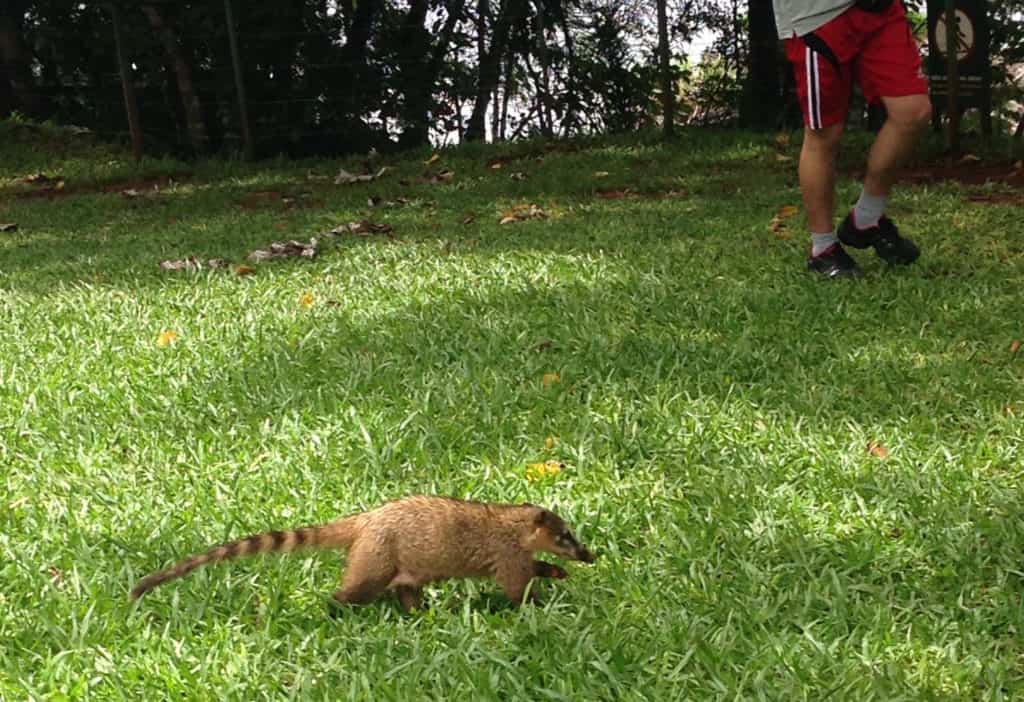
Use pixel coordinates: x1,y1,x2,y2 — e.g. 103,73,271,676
926,0,991,104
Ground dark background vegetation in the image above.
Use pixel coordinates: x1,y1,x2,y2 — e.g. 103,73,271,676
0,0,1021,158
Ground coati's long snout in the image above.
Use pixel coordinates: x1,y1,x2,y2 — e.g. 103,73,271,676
529,505,597,564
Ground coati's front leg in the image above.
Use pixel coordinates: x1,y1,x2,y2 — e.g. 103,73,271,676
395,586,424,613
533,561,568,579
496,559,539,606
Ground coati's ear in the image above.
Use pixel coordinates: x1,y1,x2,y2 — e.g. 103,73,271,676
532,508,556,528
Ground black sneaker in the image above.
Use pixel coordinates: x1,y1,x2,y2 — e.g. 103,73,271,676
807,243,863,279
838,213,920,265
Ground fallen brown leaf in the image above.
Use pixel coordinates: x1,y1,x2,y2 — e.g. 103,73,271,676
424,153,441,166
234,264,256,276
159,257,231,272
121,188,142,198
510,172,527,181
1011,340,1021,355
597,189,634,200
498,203,549,224
247,239,318,262
462,214,476,225
429,169,455,183
593,171,610,178
777,205,800,219
867,442,890,459
335,167,387,185
542,372,561,387
330,221,394,237
775,154,794,163
0,223,17,233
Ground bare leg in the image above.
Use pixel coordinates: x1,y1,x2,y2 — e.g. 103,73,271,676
799,124,845,234
862,94,933,197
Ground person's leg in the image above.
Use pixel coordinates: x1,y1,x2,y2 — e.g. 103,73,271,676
862,94,933,200
839,2,930,263
784,32,861,278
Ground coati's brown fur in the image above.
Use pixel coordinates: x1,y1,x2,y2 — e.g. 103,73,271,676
130,496,596,612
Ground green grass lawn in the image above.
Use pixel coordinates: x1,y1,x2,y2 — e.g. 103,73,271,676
1,122,1023,700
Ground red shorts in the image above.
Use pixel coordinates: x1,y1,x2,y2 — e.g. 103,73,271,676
783,2,928,130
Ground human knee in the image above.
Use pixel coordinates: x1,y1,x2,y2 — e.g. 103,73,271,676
803,124,844,154
887,96,932,130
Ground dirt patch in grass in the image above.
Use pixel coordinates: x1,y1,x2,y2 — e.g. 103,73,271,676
12,173,191,200
848,160,1024,188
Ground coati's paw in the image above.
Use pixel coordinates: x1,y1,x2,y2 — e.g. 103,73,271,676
534,562,569,579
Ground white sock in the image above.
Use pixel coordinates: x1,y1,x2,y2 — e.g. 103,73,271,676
853,189,887,229
811,231,838,257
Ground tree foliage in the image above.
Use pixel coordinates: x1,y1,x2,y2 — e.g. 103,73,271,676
0,0,1019,156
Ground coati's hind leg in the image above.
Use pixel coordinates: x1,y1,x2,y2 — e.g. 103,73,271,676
395,586,424,613
332,543,394,608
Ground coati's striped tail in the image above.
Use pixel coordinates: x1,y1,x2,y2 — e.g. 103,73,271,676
129,518,359,601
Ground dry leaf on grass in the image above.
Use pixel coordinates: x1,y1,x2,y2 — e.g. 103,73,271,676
156,330,178,347
959,153,982,164
299,293,315,308
0,223,17,233
867,442,890,459
329,221,394,237
510,172,528,181
424,154,441,166
368,196,411,208
462,214,476,225
429,169,456,183
1011,340,1022,355
774,133,791,149
121,188,142,198
499,203,549,224
334,166,387,185
159,257,230,272
544,436,558,450
247,239,319,262
542,372,561,387
234,264,256,276
594,171,610,177
768,204,800,239
597,189,636,200
526,460,564,482
775,154,794,163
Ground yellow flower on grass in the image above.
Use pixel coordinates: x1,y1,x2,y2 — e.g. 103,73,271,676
300,293,315,308
156,330,178,347
526,460,564,482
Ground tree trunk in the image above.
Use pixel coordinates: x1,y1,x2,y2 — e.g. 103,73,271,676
396,0,467,149
141,5,209,153
739,0,782,130
558,9,578,137
465,0,528,141
0,2,44,119
656,0,675,138
535,3,553,137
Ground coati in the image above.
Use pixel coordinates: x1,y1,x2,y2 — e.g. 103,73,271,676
130,496,596,612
